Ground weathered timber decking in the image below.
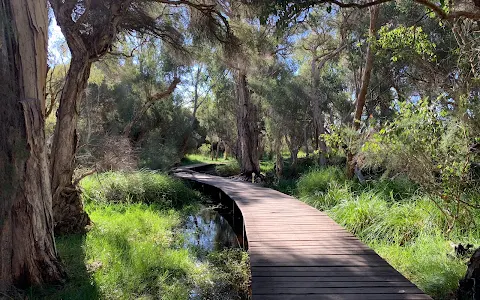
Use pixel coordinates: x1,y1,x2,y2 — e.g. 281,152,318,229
174,165,431,300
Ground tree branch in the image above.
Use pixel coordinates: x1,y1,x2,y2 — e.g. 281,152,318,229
123,77,180,137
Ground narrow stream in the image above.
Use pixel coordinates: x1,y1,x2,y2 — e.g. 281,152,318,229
183,205,240,254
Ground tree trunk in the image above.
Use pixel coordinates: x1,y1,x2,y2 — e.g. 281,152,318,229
0,0,65,290
213,140,219,160
304,124,309,158
223,141,229,160
290,149,299,174
275,137,283,178
318,113,328,166
235,71,260,177
50,55,92,234
346,5,380,179
310,43,346,166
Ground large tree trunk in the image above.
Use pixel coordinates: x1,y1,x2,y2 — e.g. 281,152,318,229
290,149,299,174
346,5,380,178
0,0,65,290
50,55,92,234
235,71,260,177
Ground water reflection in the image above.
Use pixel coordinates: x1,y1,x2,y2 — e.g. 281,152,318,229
184,206,240,254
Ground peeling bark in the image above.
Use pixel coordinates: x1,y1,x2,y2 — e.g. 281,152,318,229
274,137,284,178
50,55,92,234
0,0,65,290
235,71,260,177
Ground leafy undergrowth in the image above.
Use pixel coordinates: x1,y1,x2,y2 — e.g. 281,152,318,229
215,162,241,177
31,171,249,300
293,167,479,300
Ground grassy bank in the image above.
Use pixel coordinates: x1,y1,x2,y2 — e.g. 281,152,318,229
291,167,477,300
32,171,249,299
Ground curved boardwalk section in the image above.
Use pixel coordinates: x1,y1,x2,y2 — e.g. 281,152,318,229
174,166,431,300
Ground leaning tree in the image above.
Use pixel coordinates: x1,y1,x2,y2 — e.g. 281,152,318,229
0,0,65,291
48,0,230,234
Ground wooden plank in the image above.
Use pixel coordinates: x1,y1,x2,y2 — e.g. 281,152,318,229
253,276,409,282
252,281,416,288
252,287,424,294
252,271,405,277
255,294,432,300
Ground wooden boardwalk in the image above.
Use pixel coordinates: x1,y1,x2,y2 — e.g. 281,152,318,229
174,165,431,300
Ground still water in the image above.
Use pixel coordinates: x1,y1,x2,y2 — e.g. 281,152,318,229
183,205,240,253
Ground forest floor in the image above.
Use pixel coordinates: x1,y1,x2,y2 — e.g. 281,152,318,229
193,154,478,300
29,171,249,300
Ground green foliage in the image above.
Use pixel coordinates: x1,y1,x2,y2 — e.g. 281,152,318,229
81,171,199,209
297,167,347,197
260,160,275,174
203,249,250,298
361,98,480,230
40,203,249,300
83,204,192,299
377,25,436,62
198,144,211,157
330,191,389,235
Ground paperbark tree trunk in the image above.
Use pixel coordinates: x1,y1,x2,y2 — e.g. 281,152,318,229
304,124,310,158
50,54,92,234
0,0,65,290
235,71,260,177
223,141,229,160
49,0,126,234
318,113,328,166
275,137,284,178
346,5,380,178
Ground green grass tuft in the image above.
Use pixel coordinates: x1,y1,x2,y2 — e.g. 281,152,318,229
297,167,348,197
81,171,199,210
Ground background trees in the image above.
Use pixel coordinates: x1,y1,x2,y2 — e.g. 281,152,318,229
3,0,480,294
48,0,231,233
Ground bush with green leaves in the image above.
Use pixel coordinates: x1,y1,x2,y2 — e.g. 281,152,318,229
361,98,480,232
